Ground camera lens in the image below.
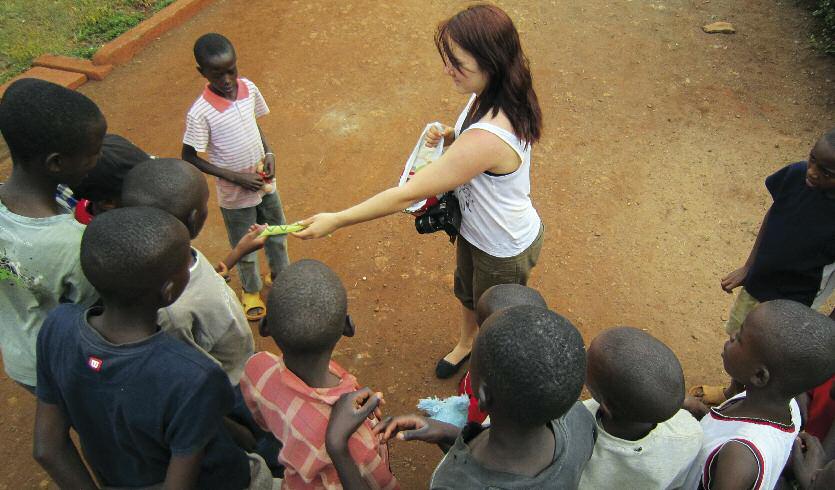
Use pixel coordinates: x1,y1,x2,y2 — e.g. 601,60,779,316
415,214,439,234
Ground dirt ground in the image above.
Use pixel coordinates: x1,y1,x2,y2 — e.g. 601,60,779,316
1,0,834,488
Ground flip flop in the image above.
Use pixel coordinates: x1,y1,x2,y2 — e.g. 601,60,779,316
241,291,266,322
688,385,727,406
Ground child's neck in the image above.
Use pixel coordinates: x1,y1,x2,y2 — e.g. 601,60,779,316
0,166,61,218
470,414,556,477
719,387,793,425
283,351,340,389
87,302,160,345
598,411,656,441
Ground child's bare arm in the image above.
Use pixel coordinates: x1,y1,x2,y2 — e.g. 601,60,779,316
257,124,276,180
372,414,460,452
181,144,263,191
721,209,771,293
215,224,268,273
33,401,98,489
709,442,760,489
162,451,203,490
326,389,384,490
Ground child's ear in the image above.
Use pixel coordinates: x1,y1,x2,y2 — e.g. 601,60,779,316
160,279,177,306
258,317,270,338
186,208,200,238
749,364,770,388
44,153,62,175
343,315,356,338
476,383,492,413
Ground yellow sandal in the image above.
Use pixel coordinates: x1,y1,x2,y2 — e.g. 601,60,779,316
241,291,266,322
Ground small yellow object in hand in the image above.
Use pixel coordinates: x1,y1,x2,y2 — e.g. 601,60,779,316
259,223,307,237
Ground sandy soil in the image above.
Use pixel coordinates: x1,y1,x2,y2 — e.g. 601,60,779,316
1,0,834,488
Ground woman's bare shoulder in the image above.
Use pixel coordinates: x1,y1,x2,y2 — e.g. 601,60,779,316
476,109,514,134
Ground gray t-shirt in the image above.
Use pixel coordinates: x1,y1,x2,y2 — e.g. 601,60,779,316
157,247,254,385
0,199,97,386
430,402,596,489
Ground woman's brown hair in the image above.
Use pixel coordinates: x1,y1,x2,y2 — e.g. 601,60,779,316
435,4,542,146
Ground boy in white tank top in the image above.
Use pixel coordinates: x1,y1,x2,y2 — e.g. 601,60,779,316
683,300,835,489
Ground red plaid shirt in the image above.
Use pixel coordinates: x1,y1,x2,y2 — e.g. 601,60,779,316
241,352,398,490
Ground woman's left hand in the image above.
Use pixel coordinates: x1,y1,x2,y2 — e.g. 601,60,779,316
293,213,341,239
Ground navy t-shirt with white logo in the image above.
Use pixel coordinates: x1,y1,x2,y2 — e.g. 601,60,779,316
744,162,835,305
36,304,250,489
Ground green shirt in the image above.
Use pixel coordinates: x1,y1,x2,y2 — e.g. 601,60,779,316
0,199,97,386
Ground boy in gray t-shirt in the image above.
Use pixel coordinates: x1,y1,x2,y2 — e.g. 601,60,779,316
0,79,104,390
325,305,596,489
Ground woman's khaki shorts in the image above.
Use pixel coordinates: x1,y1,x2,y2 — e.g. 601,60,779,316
454,225,544,310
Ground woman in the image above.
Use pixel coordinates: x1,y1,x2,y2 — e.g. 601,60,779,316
296,4,544,379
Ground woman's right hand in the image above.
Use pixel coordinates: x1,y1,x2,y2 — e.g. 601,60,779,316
426,124,454,148
293,213,342,240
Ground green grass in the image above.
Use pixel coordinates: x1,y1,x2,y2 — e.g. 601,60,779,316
0,0,176,84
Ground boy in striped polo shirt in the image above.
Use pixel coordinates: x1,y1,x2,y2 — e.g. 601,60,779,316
182,32,288,321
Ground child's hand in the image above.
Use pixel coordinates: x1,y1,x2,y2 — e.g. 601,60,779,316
326,388,383,453
263,154,276,180
682,395,710,420
792,432,826,489
721,265,749,293
235,224,268,255
372,414,458,444
425,124,453,148
231,171,266,191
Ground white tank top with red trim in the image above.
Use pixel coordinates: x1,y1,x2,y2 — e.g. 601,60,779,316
683,392,800,490
452,94,541,258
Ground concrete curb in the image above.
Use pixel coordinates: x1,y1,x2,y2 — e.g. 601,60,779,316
93,0,213,66
33,55,113,81
0,67,87,98
0,0,212,97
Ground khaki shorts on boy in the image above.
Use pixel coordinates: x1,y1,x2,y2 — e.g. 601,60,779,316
454,225,544,310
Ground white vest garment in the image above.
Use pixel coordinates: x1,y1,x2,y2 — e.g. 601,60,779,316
452,95,541,258
682,392,800,490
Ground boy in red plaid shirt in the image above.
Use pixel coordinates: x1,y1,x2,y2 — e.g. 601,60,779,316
241,260,398,489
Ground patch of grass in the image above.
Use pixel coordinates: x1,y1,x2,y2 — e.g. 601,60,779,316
810,0,835,54
0,0,176,84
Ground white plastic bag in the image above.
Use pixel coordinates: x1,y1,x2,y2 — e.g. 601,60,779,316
398,122,445,214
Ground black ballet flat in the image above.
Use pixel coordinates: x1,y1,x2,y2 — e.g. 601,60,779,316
435,353,471,379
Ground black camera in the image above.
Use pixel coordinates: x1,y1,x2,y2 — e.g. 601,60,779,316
415,191,462,240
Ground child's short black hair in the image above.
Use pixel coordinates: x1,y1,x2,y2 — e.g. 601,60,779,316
193,33,235,66
0,78,106,163
474,305,586,426
587,327,685,423
80,206,190,303
121,158,208,226
747,300,835,397
73,134,150,202
266,260,348,354
475,284,547,325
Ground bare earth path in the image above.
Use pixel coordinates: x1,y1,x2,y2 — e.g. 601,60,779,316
1,1,833,488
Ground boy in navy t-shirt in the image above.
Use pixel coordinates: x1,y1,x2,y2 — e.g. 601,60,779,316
721,129,835,331
32,207,269,489
693,129,835,406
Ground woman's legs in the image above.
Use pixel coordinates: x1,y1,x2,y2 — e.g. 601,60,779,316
444,305,478,364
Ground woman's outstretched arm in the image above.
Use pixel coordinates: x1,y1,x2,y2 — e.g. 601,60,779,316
294,129,516,239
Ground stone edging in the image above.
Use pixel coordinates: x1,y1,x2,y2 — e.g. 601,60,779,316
0,0,213,97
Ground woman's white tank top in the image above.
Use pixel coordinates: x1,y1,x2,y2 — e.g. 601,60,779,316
453,94,541,258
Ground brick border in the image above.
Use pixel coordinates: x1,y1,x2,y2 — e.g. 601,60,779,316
0,0,213,96
94,0,213,66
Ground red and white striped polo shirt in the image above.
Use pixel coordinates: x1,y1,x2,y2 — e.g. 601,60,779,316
183,77,270,209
